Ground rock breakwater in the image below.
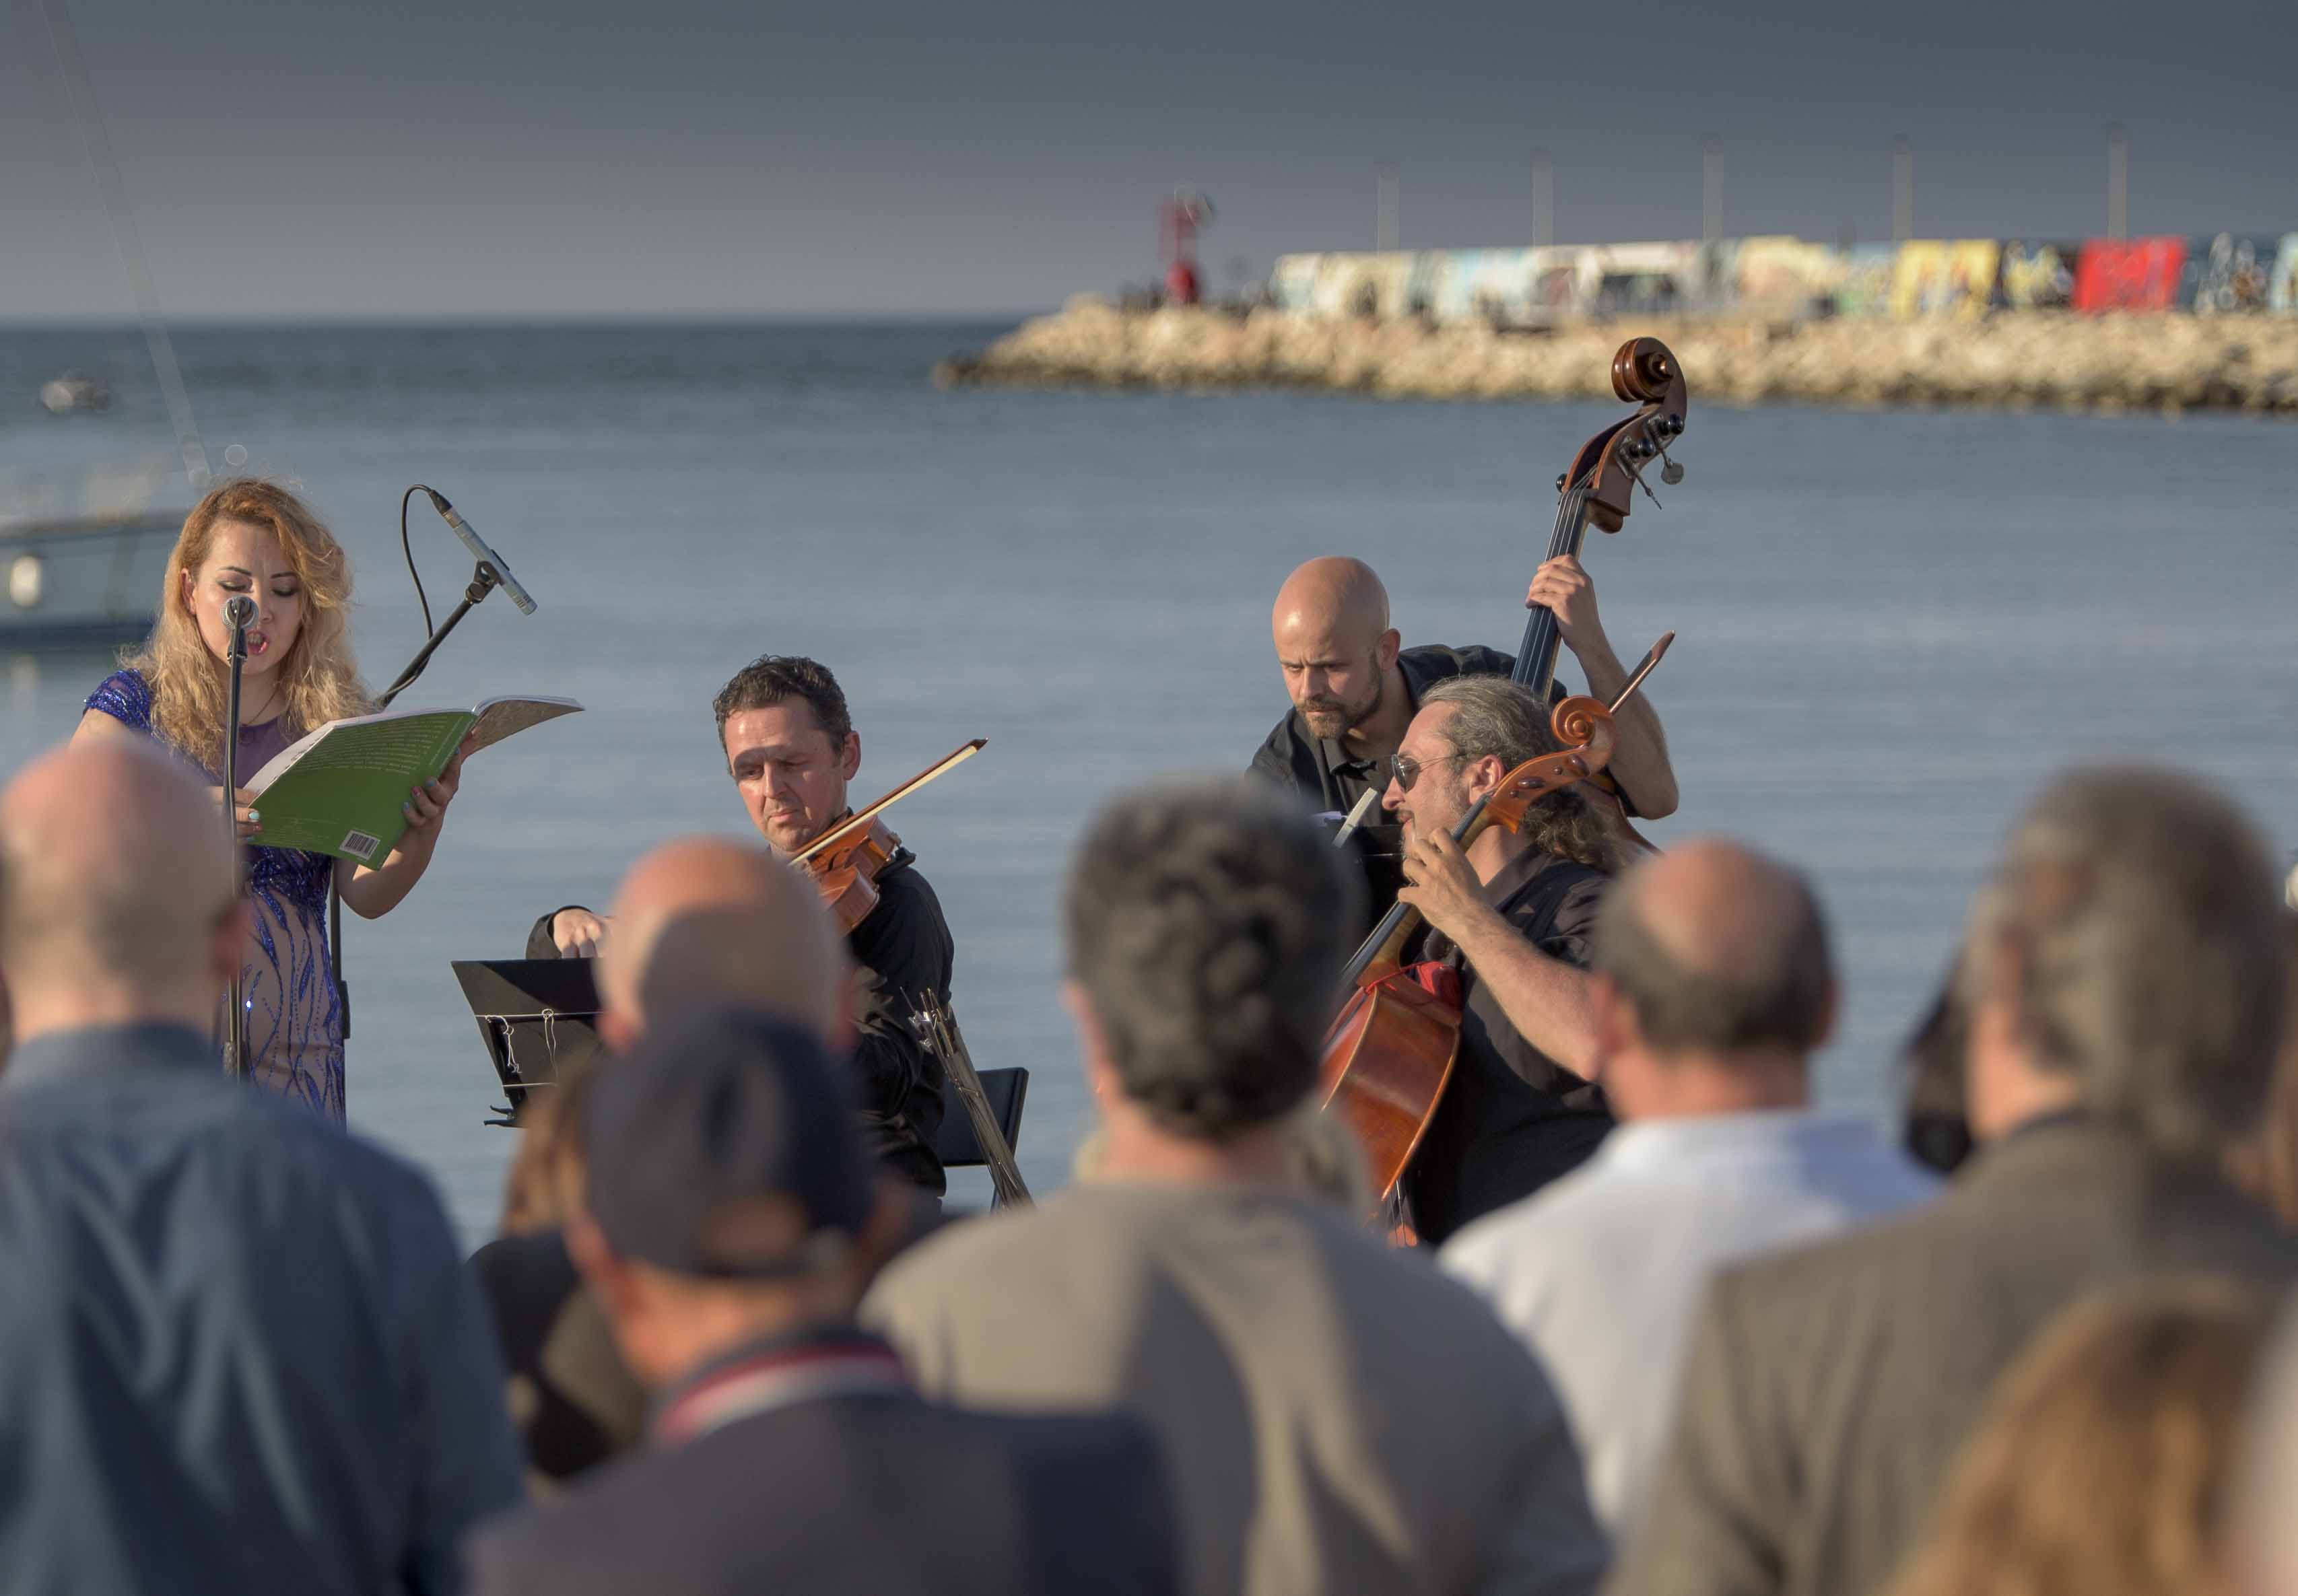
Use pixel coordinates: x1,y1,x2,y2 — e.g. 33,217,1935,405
937,299,2298,414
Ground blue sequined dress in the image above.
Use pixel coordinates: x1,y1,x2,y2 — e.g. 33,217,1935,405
85,670,345,1120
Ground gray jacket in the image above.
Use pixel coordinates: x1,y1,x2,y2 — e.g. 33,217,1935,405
1607,1116,2298,1596
869,1181,1607,1596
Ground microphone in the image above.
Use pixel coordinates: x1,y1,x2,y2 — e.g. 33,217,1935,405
422,488,537,615
224,594,256,654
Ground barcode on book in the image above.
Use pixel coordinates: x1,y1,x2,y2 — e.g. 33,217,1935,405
340,829,382,862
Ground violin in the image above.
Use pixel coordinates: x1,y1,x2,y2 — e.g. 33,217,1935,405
1514,338,1689,835
792,738,986,933
1319,693,1619,1217
804,813,908,934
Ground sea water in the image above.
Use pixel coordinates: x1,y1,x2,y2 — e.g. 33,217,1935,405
2,321,2291,1240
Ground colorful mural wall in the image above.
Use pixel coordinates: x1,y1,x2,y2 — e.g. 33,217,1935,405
1268,232,2298,321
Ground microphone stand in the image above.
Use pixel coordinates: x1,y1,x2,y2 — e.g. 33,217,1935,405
327,559,504,1038
222,596,255,1078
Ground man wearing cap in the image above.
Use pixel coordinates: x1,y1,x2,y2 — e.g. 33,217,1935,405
463,1008,1176,1596
867,778,1607,1596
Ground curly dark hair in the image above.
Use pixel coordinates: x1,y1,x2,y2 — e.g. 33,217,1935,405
711,655,852,755
1064,777,1361,1140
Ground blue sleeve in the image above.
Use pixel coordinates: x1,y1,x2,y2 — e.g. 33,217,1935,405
389,1180,527,1595
84,670,154,734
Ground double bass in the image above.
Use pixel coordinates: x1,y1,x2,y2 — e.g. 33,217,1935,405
1514,337,1689,702
1513,337,1689,837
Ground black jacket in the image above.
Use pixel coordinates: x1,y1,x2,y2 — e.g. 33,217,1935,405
463,1333,1178,1596
525,850,953,1193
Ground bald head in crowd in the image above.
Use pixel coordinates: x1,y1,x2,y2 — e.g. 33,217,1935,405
1271,557,1402,741
0,741,244,1043
1590,839,1837,1115
595,837,848,1053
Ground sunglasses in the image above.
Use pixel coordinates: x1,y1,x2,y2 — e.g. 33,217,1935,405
1390,751,1462,793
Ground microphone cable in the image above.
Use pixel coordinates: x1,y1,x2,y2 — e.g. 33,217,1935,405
399,484,436,638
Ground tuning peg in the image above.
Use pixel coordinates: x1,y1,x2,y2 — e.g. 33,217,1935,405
1660,413,1685,437
1555,473,1568,493
1660,458,1685,486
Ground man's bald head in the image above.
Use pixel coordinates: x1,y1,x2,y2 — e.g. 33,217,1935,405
1271,557,1390,652
1595,839,1837,1062
1270,558,1401,741
598,837,847,1049
0,740,240,1036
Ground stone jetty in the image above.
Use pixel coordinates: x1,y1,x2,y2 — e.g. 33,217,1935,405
937,299,2298,414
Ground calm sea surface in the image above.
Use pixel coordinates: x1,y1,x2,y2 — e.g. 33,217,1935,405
2,321,2292,1241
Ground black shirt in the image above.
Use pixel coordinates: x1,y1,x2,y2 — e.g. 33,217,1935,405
467,1228,646,1486
525,849,953,1195
1249,644,1522,924
1248,642,1523,819
1403,844,1614,1245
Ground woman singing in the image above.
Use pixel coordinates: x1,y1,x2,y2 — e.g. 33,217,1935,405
73,479,467,1119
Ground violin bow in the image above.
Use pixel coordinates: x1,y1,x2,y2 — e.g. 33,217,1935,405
1608,631,1674,714
1332,789,1380,849
795,738,988,864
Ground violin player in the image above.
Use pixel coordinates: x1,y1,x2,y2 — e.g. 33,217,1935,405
1380,674,1629,1246
527,654,953,1195
1249,556,1678,913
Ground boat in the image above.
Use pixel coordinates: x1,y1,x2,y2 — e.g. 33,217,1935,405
38,372,113,415
0,462,181,650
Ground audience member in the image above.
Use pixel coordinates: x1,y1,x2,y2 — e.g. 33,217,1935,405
1442,840,1936,1533
1610,766,2298,1596
0,740,522,1594
1887,1277,2268,1596
1897,960,1973,1175
471,1060,646,1491
1073,1105,1374,1216
2232,1295,2298,1596
867,777,1606,1596
2225,918,2298,1226
469,837,854,1488
463,1007,1176,1596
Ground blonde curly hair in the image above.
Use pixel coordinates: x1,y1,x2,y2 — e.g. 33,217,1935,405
127,479,370,767
1887,1277,2270,1596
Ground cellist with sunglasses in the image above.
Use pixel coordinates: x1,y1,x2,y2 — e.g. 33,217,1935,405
1372,674,1630,1244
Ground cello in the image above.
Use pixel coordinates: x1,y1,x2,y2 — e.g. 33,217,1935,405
1318,691,1620,1213
1514,338,1689,835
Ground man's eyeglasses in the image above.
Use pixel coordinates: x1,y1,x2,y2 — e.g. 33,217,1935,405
1390,751,1462,793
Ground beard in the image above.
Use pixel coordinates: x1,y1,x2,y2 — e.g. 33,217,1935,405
1299,666,1383,740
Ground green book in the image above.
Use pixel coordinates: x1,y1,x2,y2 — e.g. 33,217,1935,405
244,695,582,864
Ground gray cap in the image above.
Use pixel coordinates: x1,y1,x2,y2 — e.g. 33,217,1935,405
583,1006,875,1277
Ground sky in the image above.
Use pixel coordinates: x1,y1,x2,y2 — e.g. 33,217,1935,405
4,0,2294,318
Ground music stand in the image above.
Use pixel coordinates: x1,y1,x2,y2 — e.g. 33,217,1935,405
452,958,605,1127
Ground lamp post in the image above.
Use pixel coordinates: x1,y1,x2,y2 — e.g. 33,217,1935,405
1701,135,1723,245
2106,124,2129,240
1531,149,1553,248
1891,136,1914,242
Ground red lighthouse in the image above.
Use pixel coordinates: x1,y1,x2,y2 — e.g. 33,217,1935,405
1160,188,1215,306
